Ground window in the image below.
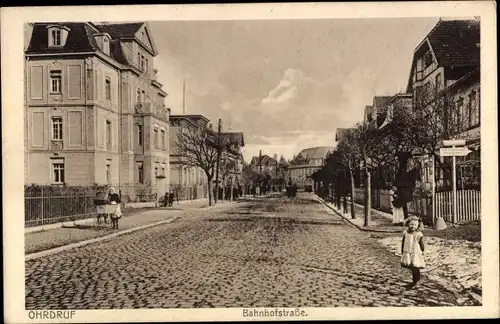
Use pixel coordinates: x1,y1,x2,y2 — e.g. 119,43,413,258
105,78,111,100
51,29,61,46
52,162,65,184
103,37,110,55
154,128,159,148
106,120,112,150
155,166,158,177
435,73,442,93
145,59,149,74
137,52,141,68
140,55,145,71
141,90,145,102
161,129,166,149
50,70,62,93
136,89,141,104
455,98,464,131
137,124,143,146
51,117,63,140
162,167,165,177
424,52,433,68
137,162,144,184
469,91,479,127
106,160,111,184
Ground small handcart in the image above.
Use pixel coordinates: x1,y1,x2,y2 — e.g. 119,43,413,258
94,191,116,227
96,204,118,226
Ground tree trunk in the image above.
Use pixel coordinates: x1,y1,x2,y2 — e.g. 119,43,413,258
207,178,213,206
364,169,371,227
397,152,411,219
350,170,356,219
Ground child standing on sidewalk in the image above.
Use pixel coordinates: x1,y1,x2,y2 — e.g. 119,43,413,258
401,216,426,288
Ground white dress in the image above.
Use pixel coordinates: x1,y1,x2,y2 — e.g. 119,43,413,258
401,230,426,268
391,191,405,223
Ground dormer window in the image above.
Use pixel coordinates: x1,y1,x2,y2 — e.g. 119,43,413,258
47,25,69,48
103,37,110,55
94,33,111,56
51,29,61,46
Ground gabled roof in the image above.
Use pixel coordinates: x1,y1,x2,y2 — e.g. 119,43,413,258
250,155,277,167
427,20,480,68
221,132,245,147
97,22,158,56
96,23,144,39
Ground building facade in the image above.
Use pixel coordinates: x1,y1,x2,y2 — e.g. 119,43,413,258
169,115,210,200
406,19,480,191
24,22,170,199
288,146,334,189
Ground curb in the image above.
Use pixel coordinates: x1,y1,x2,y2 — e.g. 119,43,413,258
314,194,401,234
25,216,180,261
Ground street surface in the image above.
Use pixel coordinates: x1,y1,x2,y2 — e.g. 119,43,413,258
25,193,460,308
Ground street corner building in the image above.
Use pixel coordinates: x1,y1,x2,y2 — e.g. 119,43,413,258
24,22,171,198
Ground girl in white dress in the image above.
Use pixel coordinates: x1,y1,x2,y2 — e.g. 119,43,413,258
401,216,426,288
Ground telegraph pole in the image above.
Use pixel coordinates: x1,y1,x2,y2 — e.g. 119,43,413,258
215,118,222,204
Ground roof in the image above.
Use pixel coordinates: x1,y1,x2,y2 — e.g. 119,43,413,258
295,146,334,160
95,23,144,39
25,22,132,65
221,132,245,147
427,20,480,68
250,155,277,166
406,19,480,92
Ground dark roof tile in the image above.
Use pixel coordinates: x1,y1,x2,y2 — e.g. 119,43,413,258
428,20,480,67
97,23,144,39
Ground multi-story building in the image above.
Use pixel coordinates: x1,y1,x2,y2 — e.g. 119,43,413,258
24,22,170,199
169,114,210,200
219,132,245,192
249,154,278,176
288,146,334,189
406,19,480,190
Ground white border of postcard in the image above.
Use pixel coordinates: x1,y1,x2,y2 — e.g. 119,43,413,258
2,1,498,322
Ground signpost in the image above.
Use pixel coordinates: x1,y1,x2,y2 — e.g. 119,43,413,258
440,139,471,223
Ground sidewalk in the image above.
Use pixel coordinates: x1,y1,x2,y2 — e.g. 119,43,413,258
316,194,403,233
315,193,482,305
25,199,237,255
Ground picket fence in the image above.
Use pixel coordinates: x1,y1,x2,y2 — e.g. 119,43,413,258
435,189,481,223
352,188,480,224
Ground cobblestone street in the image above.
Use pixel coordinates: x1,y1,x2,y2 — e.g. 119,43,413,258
25,193,461,309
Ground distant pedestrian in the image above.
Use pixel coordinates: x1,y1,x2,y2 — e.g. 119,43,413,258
164,192,170,207
401,216,426,288
342,194,348,214
391,186,405,224
108,187,122,229
168,191,174,207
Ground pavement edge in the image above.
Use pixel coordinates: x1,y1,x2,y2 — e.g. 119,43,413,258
313,193,400,234
25,216,180,261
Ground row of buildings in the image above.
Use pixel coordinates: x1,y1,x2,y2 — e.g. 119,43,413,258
24,22,245,202
335,19,481,192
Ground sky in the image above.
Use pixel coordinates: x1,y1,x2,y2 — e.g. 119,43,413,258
147,18,440,162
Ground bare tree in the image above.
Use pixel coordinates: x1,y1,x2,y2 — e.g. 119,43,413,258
174,126,221,206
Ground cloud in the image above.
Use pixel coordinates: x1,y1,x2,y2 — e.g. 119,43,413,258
242,130,335,162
